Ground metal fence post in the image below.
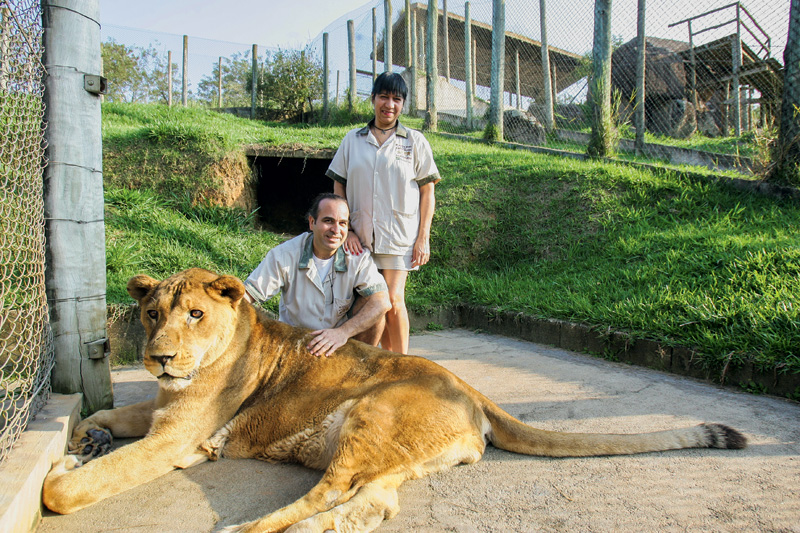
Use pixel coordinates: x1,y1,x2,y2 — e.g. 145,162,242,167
465,1,473,129
634,0,646,153
423,0,438,131
250,44,258,119
588,0,613,157
540,0,554,130
372,8,378,82
182,35,188,106
323,32,329,118
167,50,173,106
42,0,112,413
488,0,506,140
384,0,392,72
348,20,356,110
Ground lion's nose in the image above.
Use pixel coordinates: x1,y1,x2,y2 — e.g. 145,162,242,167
151,355,174,367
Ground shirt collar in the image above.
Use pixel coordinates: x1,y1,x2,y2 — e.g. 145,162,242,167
298,232,347,271
358,119,408,138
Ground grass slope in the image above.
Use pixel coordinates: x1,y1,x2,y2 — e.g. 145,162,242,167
103,103,800,382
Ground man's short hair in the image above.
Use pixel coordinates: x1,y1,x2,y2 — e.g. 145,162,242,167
306,192,348,221
371,72,407,101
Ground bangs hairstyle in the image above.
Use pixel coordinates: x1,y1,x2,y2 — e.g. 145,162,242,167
371,72,407,101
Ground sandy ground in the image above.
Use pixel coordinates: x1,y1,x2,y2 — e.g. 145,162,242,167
38,329,800,532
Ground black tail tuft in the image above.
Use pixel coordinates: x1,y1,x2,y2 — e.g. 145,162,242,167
704,423,748,449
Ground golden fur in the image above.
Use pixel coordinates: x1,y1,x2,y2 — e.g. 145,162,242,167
42,268,746,531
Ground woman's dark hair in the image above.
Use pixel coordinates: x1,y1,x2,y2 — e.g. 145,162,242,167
306,192,348,221
371,72,407,101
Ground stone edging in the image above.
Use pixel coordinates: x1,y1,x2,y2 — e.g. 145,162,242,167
407,304,800,401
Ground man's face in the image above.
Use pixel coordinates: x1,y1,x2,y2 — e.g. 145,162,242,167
309,198,349,259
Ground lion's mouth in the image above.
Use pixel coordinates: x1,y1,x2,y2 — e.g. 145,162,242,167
157,368,198,381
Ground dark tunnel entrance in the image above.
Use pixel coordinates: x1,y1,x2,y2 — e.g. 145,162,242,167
250,153,335,235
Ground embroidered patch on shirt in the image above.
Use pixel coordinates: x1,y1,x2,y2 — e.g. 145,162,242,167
395,143,413,163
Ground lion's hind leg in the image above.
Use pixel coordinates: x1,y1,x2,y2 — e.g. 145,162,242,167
285,475,402,533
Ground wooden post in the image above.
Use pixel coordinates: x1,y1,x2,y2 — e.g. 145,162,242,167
551,61,558,105
419,15,425,65
732,3,742,136
465,1,474,129
407,1,416,114
372,8,378,82
182,35,188,106
384,0,392,72
423,0,438,131
473,38,477,93
634,0,646,154
515,49,520,109
443,0,450,81
588,0,613,157
723,81,730,135
348,20,356,110
250,44,257,119
217,57,222,108
167,50,173,106
323,32,329,119
540,0,554,130
488,0,506,140
689,20,698,121
42,0,112,413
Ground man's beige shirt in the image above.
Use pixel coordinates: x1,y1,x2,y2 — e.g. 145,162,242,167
244,233,387,330
326,122,440,255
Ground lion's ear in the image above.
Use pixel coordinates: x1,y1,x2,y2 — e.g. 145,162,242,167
208,275,245,307
127,275,160,303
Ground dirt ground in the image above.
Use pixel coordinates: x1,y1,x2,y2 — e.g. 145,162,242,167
38,329,800,532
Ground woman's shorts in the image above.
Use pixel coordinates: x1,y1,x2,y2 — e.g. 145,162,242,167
372,252,419,271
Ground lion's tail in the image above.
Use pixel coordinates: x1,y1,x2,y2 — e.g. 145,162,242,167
479,400,747,457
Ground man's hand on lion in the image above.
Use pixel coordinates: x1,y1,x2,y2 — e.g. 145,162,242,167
307,328,350,357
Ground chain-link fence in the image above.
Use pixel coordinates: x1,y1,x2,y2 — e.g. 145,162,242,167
101,0,790,159
0,0,54,463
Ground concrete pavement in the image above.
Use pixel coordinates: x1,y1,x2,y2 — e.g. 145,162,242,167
38,329,800,532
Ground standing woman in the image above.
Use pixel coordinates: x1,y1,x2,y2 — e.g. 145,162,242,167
326,72,440,354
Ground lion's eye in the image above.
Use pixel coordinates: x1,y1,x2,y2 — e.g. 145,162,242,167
147,310,158,320
189,310,203,319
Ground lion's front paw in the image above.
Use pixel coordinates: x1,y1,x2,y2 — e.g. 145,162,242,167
200,425,230,461
67,426,113,462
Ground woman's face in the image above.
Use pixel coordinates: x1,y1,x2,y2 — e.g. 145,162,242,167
372,91,404,128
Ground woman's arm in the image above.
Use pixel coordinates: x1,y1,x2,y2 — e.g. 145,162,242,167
333,180,363,254
412,182,435,267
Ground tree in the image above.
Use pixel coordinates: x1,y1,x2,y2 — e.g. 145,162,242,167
197,51,252,107
258,47,323,121
101,39,178,104
769,0,800,186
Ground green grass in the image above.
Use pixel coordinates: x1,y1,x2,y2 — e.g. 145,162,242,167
102,103,800,379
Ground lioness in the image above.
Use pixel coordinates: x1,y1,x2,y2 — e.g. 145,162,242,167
43,268,746,532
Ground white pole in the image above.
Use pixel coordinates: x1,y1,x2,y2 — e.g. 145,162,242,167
42,0,112,413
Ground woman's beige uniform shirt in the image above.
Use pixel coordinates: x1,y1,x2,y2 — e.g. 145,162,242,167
326,122,440,256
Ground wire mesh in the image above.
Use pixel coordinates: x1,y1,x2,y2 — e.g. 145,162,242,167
0,0,54,464
100,0,790,149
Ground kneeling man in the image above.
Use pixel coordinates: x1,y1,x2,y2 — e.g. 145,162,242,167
245,193,390,356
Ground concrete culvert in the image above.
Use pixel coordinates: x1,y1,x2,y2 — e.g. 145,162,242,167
248,148,336,235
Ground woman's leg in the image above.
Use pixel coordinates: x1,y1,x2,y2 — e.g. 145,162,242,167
379,269,409,354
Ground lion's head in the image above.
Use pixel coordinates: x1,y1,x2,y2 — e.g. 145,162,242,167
127,268,245,391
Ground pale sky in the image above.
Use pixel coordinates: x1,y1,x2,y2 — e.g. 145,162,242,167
100,0,374,49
